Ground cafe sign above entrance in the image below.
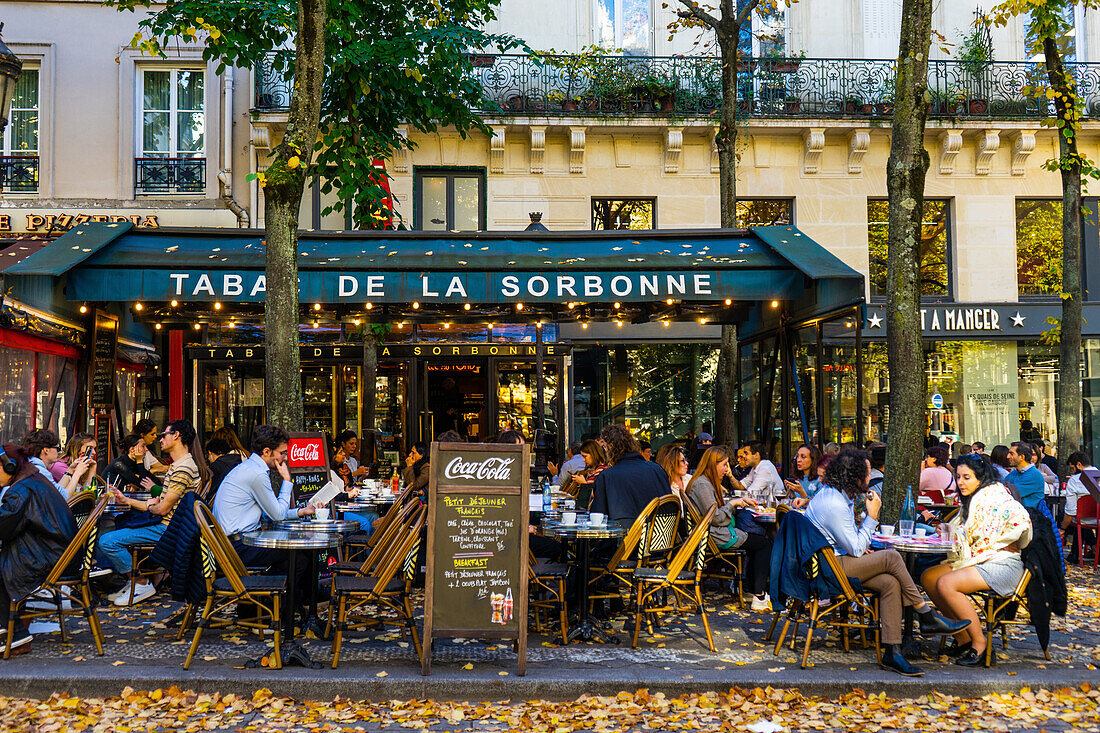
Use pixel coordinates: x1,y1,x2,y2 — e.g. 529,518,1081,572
861,303,1100,339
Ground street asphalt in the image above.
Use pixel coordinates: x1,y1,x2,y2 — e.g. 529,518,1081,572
0,565,1095,702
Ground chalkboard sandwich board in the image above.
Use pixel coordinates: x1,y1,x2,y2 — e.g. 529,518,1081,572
89,310,119,409
286,432,331,504
422,442,529,676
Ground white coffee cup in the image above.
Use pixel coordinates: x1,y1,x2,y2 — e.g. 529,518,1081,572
562,511,577,526
590,512,606,526
315,506,330,521
914,527,927,537
879,523,896,536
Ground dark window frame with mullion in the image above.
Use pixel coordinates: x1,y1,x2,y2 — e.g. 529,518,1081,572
590,197,658,230
867,198,954,303
412,166,487,231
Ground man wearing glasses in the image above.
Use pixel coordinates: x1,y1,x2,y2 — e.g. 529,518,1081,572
21,429,95,500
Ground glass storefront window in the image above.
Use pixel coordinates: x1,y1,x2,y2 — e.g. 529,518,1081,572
737,199,793,226
790,326,820,455
592,198,655,229
497,362,560,440
738,341,761,442
862,342,889,442
867,199,950,299
35,353,76,447
201,364,266,444
417,323,489,342
1016,199,1063,297
492,324,558,343
822,318,859,444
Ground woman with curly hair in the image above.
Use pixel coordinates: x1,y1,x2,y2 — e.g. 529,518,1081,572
805,449,969,676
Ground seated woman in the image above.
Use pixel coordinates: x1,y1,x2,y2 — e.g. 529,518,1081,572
684,446,774,613
656,443,691,515
329,442,378,536
561,439,609,510
784,443,822,502
920,444,955,504
920,454,1033,666
403,442,430,502
805,449,969,677
0,444,78,654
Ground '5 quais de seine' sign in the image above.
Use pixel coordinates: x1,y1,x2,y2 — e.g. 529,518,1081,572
422,442,529,676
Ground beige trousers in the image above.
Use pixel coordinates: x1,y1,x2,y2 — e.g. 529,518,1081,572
837,549,925,645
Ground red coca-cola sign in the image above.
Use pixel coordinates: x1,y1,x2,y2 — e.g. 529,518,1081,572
287,433,327,470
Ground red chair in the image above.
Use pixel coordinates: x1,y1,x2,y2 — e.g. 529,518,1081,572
1070,495,1099,569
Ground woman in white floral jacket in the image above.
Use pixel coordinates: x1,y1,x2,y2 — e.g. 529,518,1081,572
921,454,1033,666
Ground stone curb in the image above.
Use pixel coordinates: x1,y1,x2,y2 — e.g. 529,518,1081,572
0,661,1091,701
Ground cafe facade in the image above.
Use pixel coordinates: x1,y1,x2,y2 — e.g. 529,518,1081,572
4,221,862,469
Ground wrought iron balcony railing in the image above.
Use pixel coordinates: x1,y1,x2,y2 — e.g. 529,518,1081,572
134,157,206,195
254,53,1100,121
0,155,39,193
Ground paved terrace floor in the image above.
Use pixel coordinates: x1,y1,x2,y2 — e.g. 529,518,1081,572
0,565,1095,703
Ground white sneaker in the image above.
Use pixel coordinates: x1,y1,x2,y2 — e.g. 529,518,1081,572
114,582,155,606
0,631,32,654
107,586,131,603
751,593,773,613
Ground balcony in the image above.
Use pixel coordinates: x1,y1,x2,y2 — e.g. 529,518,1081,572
0,155,39,193
134,157,206,195
254,53,1100,121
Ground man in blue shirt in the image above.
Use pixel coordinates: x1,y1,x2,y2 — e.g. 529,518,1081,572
1005,442,1045,508
213,425,314,569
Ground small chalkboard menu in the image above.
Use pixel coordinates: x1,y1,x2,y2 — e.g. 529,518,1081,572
89,310,118,409
286,432,330,504
422,442,529,676
93,411,113,468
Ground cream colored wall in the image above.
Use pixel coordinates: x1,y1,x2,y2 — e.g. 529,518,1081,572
1,1,251,225
388,119,1069,305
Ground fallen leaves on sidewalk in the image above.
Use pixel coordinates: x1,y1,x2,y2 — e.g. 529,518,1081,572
1,684,1098,732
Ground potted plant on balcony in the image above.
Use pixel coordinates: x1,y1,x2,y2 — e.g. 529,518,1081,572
958,20,993,115
539,45,605,113
843,95,862,114
784,94,801,113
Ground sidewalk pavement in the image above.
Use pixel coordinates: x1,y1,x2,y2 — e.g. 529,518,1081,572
0,566,1095,701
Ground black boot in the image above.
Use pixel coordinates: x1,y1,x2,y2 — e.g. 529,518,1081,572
918,608,971,636
955,647,986,667
942,640,972,658
880,644,924,677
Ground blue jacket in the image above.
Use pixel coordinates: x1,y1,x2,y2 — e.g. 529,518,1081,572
590,453,671,527
769,511,849,605
151,492,205,604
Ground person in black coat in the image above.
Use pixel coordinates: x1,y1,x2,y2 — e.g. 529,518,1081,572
590,424,671,529
0,443,78,653
105,434,159,490
205,438,243,498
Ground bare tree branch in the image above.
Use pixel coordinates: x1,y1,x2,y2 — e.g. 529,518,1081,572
735,0,761,27
675,0,721,29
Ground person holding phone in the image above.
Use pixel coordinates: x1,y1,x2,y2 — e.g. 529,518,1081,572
22,429,95,500
804,448,969,676
784,443,822,501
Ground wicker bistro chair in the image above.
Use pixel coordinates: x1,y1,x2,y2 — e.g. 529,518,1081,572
630,505,716,651
684,500,746,607
184,502,287,670
938,568,1048,667
341,486,416,564
638,495,683,568
528,550,569,644
330,513,424,668
67,490,97,527
329,500,423,578
586,497,658,613
770,546,881,669
5,494,110,659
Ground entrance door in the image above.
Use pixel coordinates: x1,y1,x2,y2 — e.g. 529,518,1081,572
493,359,560,442
420,361,488,442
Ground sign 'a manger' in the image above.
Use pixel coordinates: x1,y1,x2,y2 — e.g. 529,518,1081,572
422,442,529,675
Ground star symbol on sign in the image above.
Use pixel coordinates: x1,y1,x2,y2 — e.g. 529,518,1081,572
1011,311,1026,327
867,313,883,328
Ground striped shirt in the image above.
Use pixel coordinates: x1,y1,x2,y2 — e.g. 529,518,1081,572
160,453,199,524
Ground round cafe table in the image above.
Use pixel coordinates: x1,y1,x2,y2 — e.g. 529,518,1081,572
240,529,345,668
873,533,953,657
542,518,625,643
272,518,360,534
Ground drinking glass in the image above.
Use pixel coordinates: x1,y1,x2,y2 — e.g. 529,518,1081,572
898,519,915,538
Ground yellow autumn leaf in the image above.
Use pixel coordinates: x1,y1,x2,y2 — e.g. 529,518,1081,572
462,663,473,670
287,156,301,169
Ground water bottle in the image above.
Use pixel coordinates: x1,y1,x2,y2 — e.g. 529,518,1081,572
542,476,552,512
899,485,916,537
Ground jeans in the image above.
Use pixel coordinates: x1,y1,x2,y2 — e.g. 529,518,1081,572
97,523,166,574
343,511,378,536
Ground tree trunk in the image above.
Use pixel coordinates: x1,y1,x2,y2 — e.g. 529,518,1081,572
362,329,378,465
714,27,740,448
1044,36,1083,470
882,0,933,522
262,0,328,431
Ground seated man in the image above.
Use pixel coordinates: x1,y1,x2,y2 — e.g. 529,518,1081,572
1063,451,1098,562
590,424,670,530
101,420,200,606
805,448,968,677
1005,442,1045,508
729,441,785,505
105,434,158,491
212,425,314,569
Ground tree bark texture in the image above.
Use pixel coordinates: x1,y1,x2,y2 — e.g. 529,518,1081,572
1044,36,1084,467
882,0,933,523
263,0,327,431
713,22,741,449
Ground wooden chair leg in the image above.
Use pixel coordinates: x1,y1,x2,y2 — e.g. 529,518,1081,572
800,605,819,669
330,594,346,669
406,596,423,662
81,583,105,656
268,594,282,670
183,598,213,670
631,585,646,648
557,580,569,644
4,606,17,660
764,610,781,642
695,585,715,652
176,603,195,640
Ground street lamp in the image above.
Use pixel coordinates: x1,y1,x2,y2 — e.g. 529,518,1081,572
0,24,24,135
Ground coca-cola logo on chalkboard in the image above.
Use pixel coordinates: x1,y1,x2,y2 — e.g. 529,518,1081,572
443,456,516,481
288,437,325,469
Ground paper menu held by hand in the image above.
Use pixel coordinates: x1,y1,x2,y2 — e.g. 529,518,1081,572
309,481,341,508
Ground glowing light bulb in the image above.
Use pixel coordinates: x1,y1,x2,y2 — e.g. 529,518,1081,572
213,302,222,310
412,302,420,309
170,300,179,307
313,303,321,311
154,323,162,330
79,305,88,314
134,302,144,311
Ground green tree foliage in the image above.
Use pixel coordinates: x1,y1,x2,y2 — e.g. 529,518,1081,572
1016,199,1064,296
106,0,524,229
867,199,949,298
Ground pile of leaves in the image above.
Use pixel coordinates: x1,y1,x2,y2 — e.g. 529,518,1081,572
2,684,1098,733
